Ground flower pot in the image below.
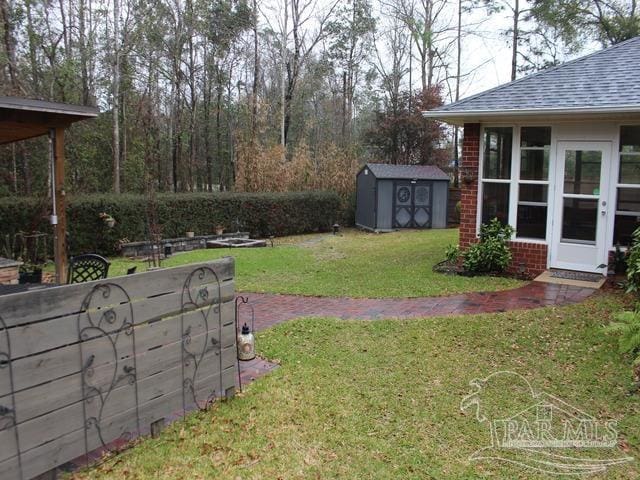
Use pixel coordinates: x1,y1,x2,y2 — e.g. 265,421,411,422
186,231,195,238
19,269,42,284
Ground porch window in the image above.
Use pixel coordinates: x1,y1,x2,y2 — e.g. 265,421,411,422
516,127,550,239
481,127,512,225
614,126,640,246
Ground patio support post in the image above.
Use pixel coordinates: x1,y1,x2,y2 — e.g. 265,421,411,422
53,126,68,283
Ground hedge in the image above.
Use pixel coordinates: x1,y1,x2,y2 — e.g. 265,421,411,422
0,191,342,257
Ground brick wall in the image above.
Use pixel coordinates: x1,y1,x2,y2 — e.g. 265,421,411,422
507,241,548,278
459,123,548,279
459,123,480,249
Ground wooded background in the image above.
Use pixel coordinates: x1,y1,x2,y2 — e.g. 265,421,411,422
0,0,637,198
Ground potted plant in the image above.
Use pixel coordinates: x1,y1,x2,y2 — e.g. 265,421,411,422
99,212,116,228
19,261,43,284
215,224,224,236
186,231,195,238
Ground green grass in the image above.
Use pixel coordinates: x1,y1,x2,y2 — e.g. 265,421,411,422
105,229,522,298
72,292,640,479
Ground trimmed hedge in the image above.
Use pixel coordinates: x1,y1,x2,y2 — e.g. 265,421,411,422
0,191,342,256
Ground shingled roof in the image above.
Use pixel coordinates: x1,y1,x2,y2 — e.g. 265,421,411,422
424,36,640,123
364,163,450,180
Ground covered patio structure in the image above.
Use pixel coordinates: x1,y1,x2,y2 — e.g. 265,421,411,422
0,96,98,283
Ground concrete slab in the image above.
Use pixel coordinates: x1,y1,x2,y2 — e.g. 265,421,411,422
534,270,605,289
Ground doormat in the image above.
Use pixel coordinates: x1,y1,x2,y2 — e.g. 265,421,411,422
549,269,604,283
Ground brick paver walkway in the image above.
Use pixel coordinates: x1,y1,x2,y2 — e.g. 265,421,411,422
237,281,596,332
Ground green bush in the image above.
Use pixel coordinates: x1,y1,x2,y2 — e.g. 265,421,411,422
462,218,514,273
444,244,460,264
0,191,341,257
605,310,640,383
626,227,640,293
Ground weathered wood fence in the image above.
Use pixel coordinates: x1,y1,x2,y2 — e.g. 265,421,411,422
0,258,238,480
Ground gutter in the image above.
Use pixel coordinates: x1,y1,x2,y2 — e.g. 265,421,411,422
422,104,640,121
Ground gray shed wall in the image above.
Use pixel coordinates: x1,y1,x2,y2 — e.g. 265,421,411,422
376,180,393,230
355,168,376,229
431,181,449,228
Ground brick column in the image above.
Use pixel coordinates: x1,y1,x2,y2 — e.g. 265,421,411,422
459,123,480,249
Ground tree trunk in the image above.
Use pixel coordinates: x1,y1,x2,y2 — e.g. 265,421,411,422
280,0,288,148
251,0,259,137
112,0,121,193
0,0,20,93
511,0,519,81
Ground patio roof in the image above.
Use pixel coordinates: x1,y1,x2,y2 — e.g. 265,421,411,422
0,96,99,283
0,96,98,145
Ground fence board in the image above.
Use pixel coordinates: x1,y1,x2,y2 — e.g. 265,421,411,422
0,258,234,329
0,345,237,459
0,304,237,423
0,299,236,396
0,367,236,480
8,280,235,359
0,259,238,480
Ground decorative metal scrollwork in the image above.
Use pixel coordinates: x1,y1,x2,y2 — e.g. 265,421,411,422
0,315,22,480
181,266,223,411
77,283,140,458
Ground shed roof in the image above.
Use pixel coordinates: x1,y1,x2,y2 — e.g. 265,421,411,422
423,36,640,124
0,96,99,145
364,163,450,180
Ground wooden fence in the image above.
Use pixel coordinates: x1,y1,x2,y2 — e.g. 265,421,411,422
0,258,238,480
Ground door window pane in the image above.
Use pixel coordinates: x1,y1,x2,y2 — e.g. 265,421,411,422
621,126,640,153
521,127,551,148
562,198,598,243
520,149,549,181
482,182,510,225
563,150,602,195
483,127,512,179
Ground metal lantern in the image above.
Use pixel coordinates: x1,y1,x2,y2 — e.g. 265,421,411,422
237,322,255,361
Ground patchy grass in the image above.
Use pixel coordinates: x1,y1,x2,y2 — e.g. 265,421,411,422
72,292,640,479
105,229,522,298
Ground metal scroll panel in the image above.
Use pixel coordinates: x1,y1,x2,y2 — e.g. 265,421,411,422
77,283,140,457
180,266,223,411
0,316,22,480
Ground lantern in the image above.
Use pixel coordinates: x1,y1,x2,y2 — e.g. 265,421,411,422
237,323,256,361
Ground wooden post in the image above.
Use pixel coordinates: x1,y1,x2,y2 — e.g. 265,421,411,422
53,127,67,284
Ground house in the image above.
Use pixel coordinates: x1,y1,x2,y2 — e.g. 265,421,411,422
423,36,640,277
355,163,450,231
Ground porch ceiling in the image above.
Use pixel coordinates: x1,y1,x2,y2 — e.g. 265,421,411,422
0,96,98,144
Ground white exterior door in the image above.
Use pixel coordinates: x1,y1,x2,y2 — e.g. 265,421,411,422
550,141,612,273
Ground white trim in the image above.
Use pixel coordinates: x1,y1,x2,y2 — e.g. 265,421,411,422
423,105,640,119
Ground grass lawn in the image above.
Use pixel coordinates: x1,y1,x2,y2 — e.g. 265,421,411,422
104,228,522,298
72,292,640,479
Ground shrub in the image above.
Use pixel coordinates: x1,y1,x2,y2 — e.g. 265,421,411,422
0,191,341,257
444,244,460,264
461,218,514,273
605,310,640,384
626,227,640,293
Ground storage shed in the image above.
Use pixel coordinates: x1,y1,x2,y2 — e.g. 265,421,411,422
356,163,450,231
